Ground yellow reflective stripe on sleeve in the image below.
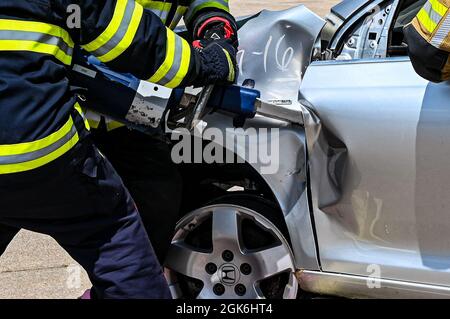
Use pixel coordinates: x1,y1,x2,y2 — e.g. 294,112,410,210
137,0,172,23
185,0,230,24
0,19,74,65
148,28,176,83
417,0,449,35
165,38,191,88
82,0,129,53
417,8,438,34
137,0,172,10
99,4,143,62
0,116,79,174
82,0,144,63
148,28,191,88
431,0,448,16
170,6,189,29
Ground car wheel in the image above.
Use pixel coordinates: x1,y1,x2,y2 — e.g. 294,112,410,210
164,194,298,299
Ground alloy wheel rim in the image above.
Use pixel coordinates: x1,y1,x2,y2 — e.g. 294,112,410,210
164,204,298,299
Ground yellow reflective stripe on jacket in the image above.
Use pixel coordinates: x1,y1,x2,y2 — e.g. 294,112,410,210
170,6,189,29
416,0,449,35
429,0,448,16
148,28,191,88
137,0,172,23
74,102,91,131
0,116,79,174
185,0,230,24
0,19,74,65
82,0,144,63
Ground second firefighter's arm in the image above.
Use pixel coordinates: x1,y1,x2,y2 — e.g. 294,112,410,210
404,0,450,82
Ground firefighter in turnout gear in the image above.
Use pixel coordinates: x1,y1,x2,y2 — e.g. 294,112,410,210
0,0,236,298
85,0,238,264
404,0,450,82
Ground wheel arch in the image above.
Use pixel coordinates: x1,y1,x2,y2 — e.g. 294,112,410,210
175,114,320,271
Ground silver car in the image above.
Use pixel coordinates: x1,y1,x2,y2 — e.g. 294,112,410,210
164,0,450,299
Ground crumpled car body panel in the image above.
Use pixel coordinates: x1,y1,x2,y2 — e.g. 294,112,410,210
201,5,326,270
237,5,325,107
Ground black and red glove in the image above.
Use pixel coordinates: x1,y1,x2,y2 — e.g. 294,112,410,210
190,39,237,87
191,11,239,49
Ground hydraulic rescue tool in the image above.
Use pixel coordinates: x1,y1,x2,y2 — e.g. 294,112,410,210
69,50,303,133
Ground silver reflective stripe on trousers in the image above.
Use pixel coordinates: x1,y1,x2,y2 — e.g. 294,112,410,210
0,30,73,56
89,0,136,57
157,35,183,86
0,125,77,165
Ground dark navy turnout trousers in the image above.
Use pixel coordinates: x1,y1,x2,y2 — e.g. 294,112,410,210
0,128,171,299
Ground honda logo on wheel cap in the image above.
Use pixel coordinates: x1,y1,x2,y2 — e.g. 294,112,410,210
219,264,240,285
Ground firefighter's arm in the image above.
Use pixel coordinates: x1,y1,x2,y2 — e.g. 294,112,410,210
55,0,235,87
184,0,238,45
404,0,450,82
